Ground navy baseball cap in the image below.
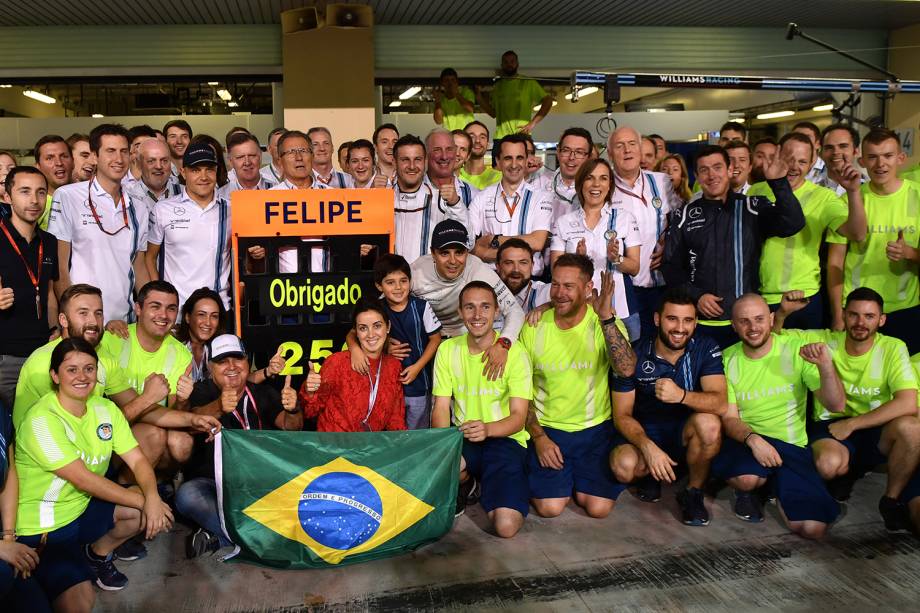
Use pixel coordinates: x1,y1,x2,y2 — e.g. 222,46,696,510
183,143,218,167
431,219,469,250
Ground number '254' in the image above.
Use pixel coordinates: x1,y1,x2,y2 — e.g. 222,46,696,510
278,340,335,375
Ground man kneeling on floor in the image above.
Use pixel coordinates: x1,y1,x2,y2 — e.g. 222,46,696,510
432,281,533,538
610,288,726,526
712,294,845,539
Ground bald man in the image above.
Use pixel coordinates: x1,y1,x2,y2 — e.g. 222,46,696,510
711,294,844,538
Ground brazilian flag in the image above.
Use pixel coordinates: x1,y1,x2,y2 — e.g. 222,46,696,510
215,428,462,568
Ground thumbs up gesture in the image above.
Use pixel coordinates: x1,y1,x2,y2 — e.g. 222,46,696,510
0,275,14,310
576,238,587,256
266,346,286,378
220,383,241,414
439,178,460,205
303,361,322,396
176,363,195,402
281,375,298,412
886,229,916,262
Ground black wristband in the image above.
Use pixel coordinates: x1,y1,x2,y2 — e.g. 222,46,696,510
601,315,617,327
679,388,687,404
743,431,755,446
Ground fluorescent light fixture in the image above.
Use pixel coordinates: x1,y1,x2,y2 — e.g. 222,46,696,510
533,101,558,111
756,110,795,120
389,100,402,107
23,89,56,104
646,108,666,113
398,86,421,100
0,84,11,88
730,117,746,122
216,89,232,101
207,81,219,86
227,101,239,108
580,87,599,96
91,113,104,118
812,104,834,112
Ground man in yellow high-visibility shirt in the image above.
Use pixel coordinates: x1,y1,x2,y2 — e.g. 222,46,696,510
476,50,553,139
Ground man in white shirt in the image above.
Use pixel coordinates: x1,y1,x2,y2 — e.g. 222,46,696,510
218,132,275,199
469,134,553,276
123,125,158,192
163,119,192,180
608,125,679,339
308,127,352,188
67,133,96,183
128,139,182,219
496,238,550,315
147,143,231,312
260,127,286,187
725,140,752,195
532,127,593,220
818,124,864,196
373,123,400,186
49,124,149,323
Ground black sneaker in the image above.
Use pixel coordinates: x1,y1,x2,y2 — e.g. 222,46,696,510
827,474,857,502
455,478,477,517
635,476,661,503
84,544,129,591
733,490,764,523
465,478,481,505
114,536,148,561
676,487,710,526
185,528,221,559
879,495,910,532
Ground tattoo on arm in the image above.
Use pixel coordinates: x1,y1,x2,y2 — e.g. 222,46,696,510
525,403,545,438
603,321,636,377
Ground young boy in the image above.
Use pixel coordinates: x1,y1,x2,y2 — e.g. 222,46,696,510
348,254,442,428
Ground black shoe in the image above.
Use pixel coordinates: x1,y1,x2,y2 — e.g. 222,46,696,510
676,487,710,526
114,536,148,561
733,490,764,523
827,474,857,502
455,478,477,517
185,528,221,559
84,544,129,591
465,478,481,505
879,495,910,532
635,476,661,503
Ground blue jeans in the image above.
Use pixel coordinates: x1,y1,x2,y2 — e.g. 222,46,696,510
175,478,232,547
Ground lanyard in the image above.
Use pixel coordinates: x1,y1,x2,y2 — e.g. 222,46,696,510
394,183,433,213
362,359,383,431
552,171,576,205
501,191,520,219
87,180,129,236
231,386,262,431
0,218,42,319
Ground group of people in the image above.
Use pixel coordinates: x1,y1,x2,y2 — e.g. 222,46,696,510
3,64,920,611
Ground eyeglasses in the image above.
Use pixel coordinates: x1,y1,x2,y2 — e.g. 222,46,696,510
281,148,311,158
559,147,589,159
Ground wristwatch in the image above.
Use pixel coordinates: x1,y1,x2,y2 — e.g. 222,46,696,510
490,234,503,249
495,337,512,350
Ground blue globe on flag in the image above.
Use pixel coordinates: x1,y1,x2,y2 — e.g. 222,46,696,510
298,472,383,550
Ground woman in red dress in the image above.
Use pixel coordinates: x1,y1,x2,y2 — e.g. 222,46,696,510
299,299,406,432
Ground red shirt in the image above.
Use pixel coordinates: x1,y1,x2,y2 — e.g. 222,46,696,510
299,351,406,432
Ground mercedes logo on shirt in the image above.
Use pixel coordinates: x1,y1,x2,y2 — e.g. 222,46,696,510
641,360,656,374
173,206,186,215
688,207,703,219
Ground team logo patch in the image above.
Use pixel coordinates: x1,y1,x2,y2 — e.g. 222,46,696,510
641,360,656,374
688,206,703,219
173,206,186,215
96,423,113,441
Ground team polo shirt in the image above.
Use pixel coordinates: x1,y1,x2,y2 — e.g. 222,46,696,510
468,181,553,275
100,323,192,404
127,180,183,216
313,168,353,189
148,188,232,310
270,180,330,273
493,281,551,331
217,175,275,200
121,168,142,192
48,179,148,323
394,176,472,264
612,335,724,424
551,203,641,318
259,163,283,188
520,307,627,432
12,336,132,430
0,219,58,357
459,167,502,191
779,329,916,421
432,333,533,447
490,77,548,139
386,295,442,397
16,393,138,535
748,180,849,304
610,171,676,288
440,86,476,131
722,334,821,447
533,168,581,221
827,180,920,313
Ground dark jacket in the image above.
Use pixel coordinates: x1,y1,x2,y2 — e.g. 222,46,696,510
661,178,805,322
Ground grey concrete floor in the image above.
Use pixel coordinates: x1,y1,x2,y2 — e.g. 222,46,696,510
96,472,920,612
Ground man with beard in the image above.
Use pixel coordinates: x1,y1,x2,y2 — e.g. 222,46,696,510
711,294,844,538
372,123,399,187
393,132,471,264
750,137,778,184
218,132,274,199
67,133,96,183
496,239,550,315
459,121,501,190
610,289,725,525
532,128,592,220
259,127,286,187
477,50,553,139
122,125,157,192
773,288,920,531
309,127,352,188
33,134,74,229
750,133,866,329
521,258,636,520
0,167,57,408
50,124,150,323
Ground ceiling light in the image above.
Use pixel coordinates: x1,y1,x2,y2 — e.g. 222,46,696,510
227,101,238,108
812,104,834,112
398,86,421,100
91,113,104,118
389,100,402,107
207,81,219,86
216,89,232,101
646,108,666,113
730,117,746,122
23,89,56,104
756,110,795,120
580,87,599,96
533,101,558,111
0,84,11,88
